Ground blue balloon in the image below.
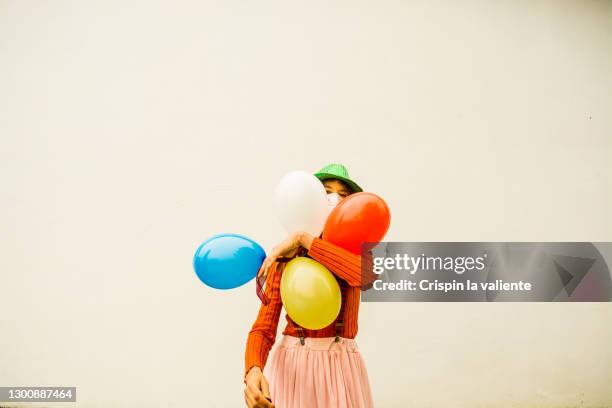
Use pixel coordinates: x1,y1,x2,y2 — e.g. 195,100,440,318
193,233,266,289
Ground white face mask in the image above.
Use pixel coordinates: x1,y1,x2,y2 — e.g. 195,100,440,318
327,192,341,209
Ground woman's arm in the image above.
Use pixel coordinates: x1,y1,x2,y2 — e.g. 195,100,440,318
245,261,283,379
299,233,377,288
244,261,282,407
258,231,376,287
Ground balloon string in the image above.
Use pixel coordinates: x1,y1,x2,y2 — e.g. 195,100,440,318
256,259,291,305
256,250,307,304
256,273,269,305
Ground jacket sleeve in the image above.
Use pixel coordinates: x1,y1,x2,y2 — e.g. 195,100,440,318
244,261,284,380
306,237,377,288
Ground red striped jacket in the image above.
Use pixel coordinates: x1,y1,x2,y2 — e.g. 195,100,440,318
244,237,376,378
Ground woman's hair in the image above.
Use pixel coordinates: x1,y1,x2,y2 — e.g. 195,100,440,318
322,178,355,195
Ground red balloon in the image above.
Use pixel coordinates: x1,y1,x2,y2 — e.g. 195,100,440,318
322,192,390,254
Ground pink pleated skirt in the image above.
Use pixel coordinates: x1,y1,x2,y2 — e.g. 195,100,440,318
263,335,374,408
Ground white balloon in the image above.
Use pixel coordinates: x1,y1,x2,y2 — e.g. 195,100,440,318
273,171,329,236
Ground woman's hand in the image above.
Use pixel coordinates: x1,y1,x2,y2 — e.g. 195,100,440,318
244,366,274,408
257,232,314,281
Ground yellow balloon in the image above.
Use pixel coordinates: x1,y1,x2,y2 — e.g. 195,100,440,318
280,257,341,330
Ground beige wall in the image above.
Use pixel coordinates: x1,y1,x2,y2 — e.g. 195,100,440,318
1,0,611,407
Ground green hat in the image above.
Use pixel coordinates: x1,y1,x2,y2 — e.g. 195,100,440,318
314,163,363,193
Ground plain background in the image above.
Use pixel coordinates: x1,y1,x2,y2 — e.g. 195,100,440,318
1,0,611,407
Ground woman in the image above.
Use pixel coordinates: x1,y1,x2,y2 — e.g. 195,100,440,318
243,163,377,408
